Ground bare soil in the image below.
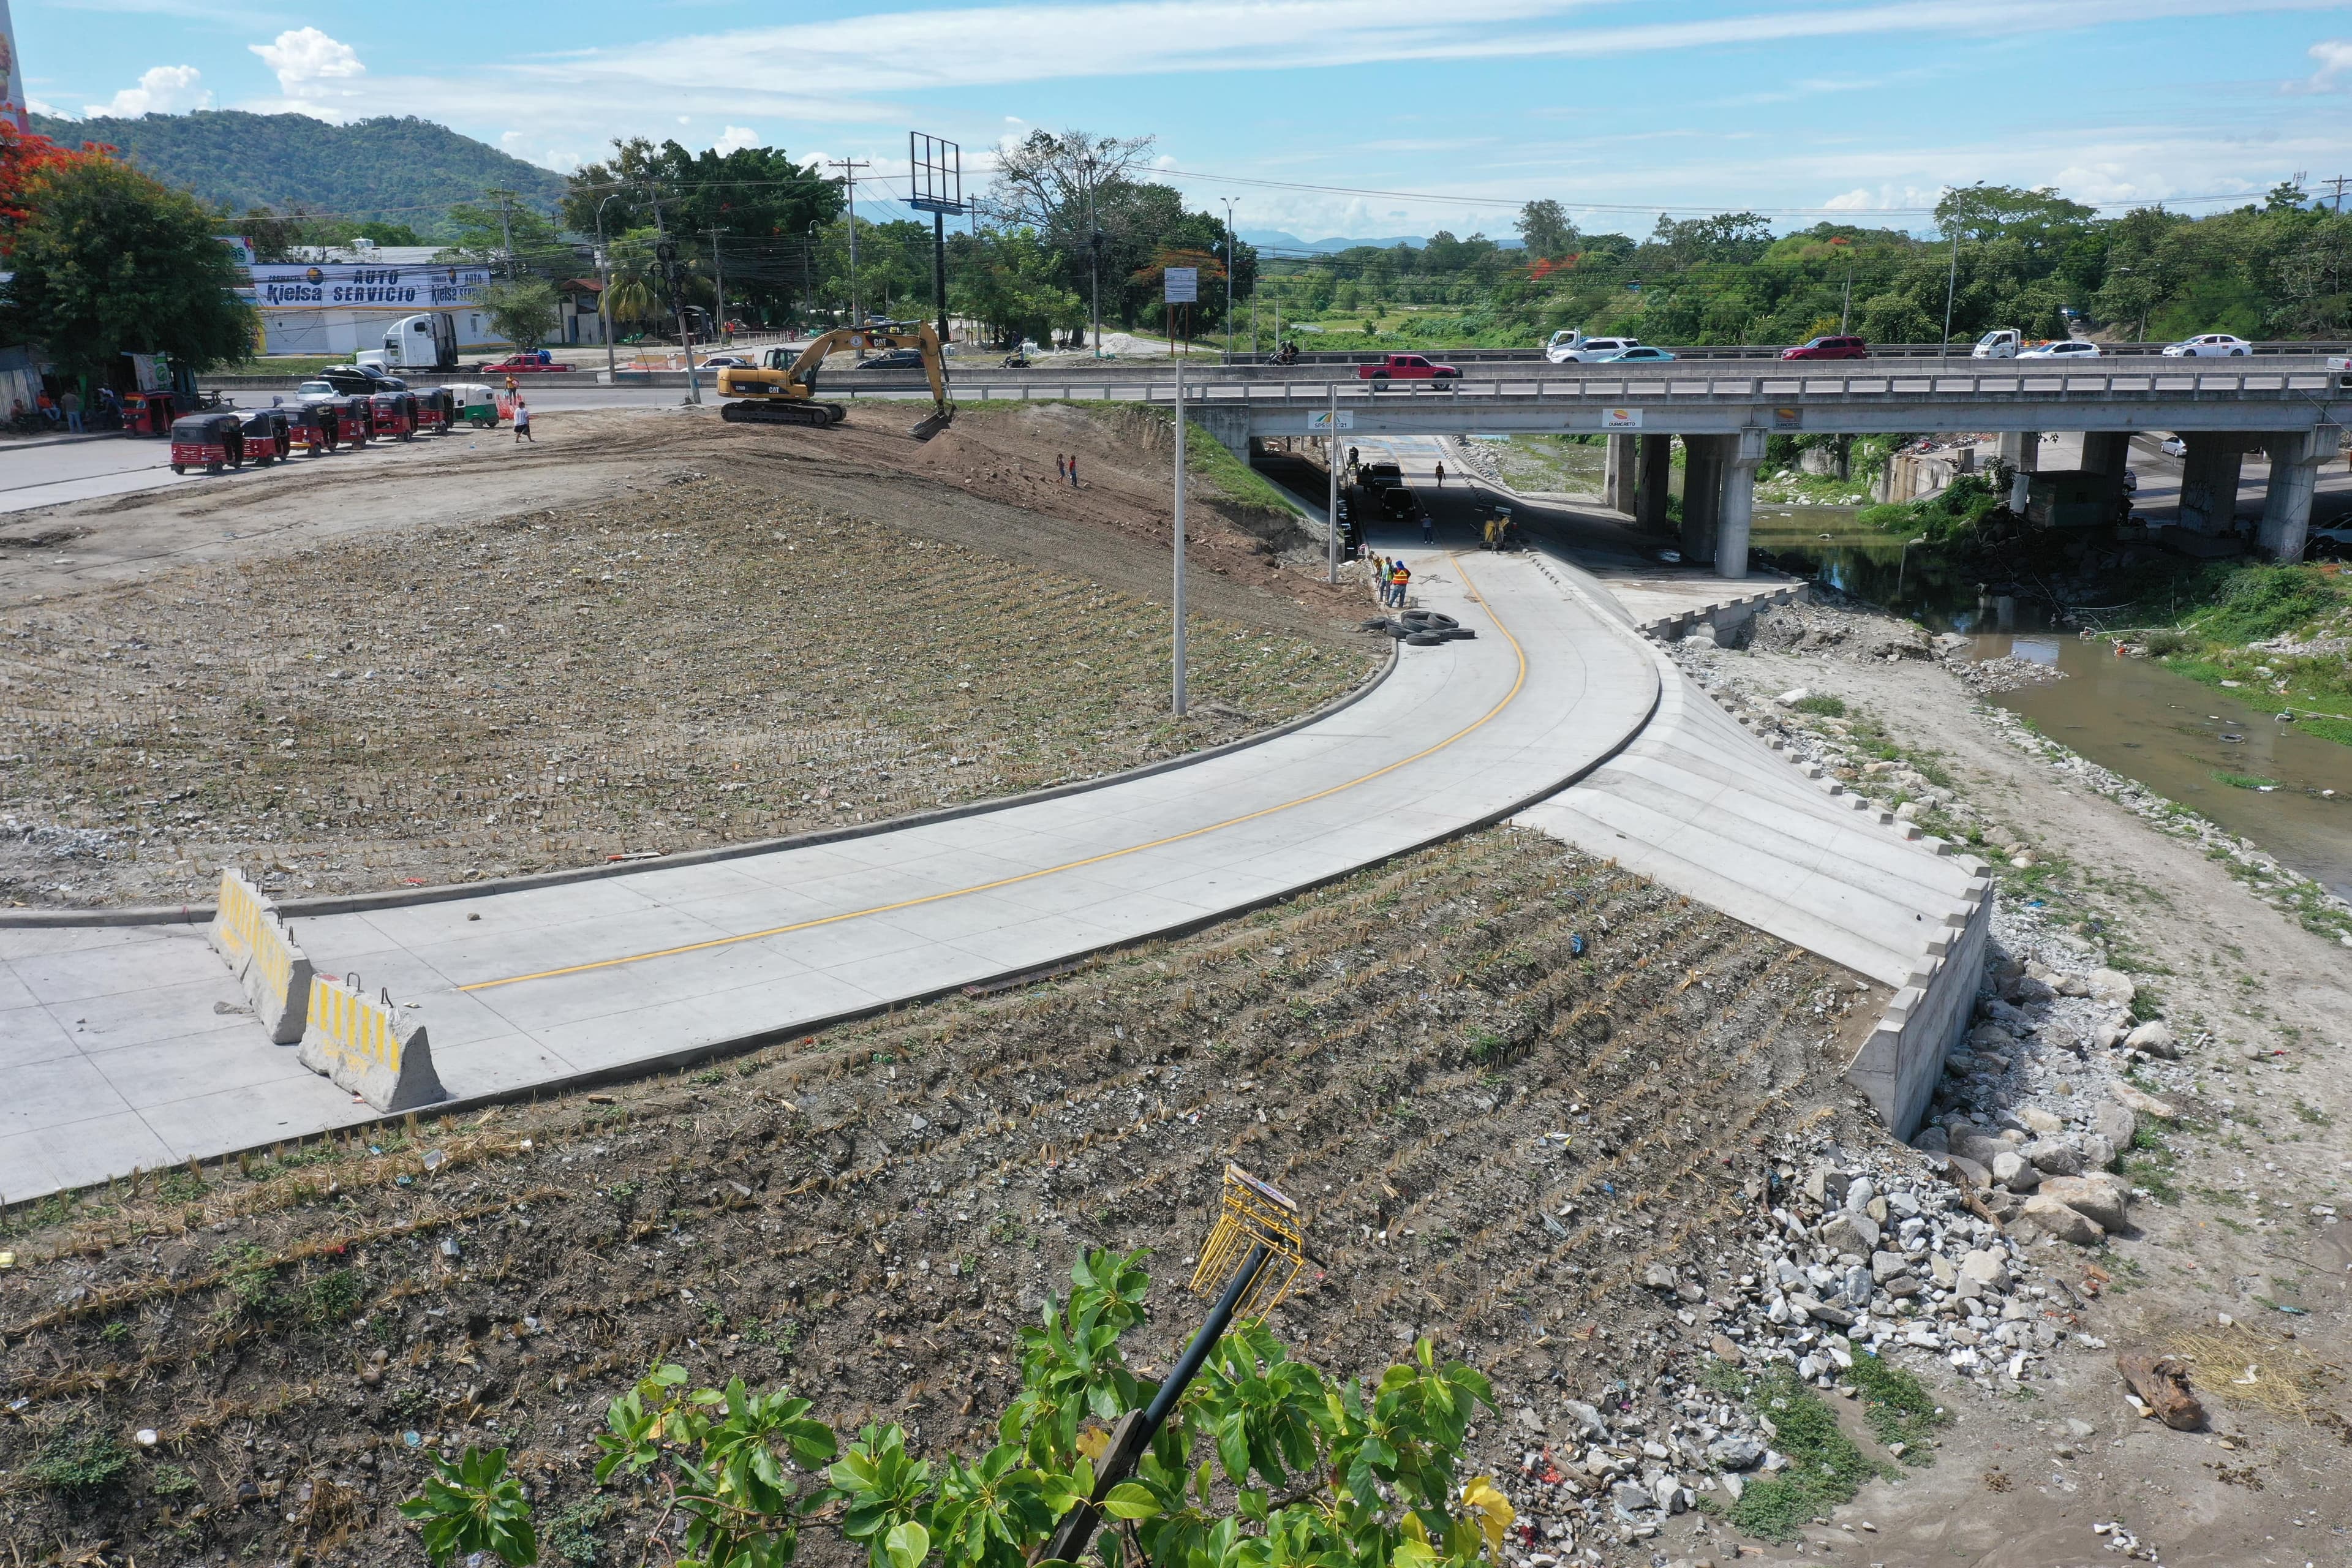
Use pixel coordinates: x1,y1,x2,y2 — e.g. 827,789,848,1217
0,406,1379,908
0,827,1872,1567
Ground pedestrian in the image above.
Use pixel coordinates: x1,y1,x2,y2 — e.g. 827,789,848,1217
61,390,83,434
503,374,518,396
99,386,121,428
1433,459,1446,486
1421,511,1434,544
1067,453,1079,487
512,397,533,443
1055,453,1066,482
1388,559,1411,608
1482,516,1499,551
35,391,57,428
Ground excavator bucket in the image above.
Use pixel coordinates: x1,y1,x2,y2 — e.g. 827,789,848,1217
907,406,955,442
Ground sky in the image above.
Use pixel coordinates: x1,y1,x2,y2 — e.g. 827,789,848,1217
21,0,2352,239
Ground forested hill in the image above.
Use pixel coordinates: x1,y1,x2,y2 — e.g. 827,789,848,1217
28,110,567,228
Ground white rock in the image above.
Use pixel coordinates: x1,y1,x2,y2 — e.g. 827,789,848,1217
2088,969,2136,1005
2125,1020,2180,1059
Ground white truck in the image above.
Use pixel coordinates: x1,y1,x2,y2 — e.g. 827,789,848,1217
1970,328,2022,360
361,312,459,373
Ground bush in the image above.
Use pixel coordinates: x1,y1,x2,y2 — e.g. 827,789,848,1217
1792,694,1848,717
2140,628,2190,656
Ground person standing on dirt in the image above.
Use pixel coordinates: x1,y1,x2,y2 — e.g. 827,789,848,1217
1056,454,1067,483
1068,454,1079,488
512,398,533,443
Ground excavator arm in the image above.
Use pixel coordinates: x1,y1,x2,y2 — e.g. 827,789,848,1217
716,322,953,439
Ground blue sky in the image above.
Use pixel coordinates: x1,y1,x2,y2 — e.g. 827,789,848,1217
24,0,2352,238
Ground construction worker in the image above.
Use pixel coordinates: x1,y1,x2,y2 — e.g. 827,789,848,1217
1387,559,1411,608
1482,516,1499,551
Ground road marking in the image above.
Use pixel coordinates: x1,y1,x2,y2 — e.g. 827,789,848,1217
461,558,1531,993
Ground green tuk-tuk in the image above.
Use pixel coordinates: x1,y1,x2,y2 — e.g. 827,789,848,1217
450,383,503,429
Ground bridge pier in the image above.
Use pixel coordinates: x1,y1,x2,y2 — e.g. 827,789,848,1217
1635,434,1672,533
1681,435,1725,564
2258,429,2329,560
2177,432,2252,535
1996,429,2040,510
1714,429,1766,581
1605,433,1639,512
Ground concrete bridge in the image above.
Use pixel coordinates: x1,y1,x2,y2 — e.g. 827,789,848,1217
885,361,2351,575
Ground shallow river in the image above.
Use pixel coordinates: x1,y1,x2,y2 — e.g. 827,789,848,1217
1752,506,2352,899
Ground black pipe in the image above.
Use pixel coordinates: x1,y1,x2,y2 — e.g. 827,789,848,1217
1145,1242,1266,1428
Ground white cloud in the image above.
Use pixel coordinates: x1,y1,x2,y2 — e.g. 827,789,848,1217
26,96,62,118
2300,38,2352,90
713,124,758,154
85,64,209,118
1822,189,1875,211
249,28,364,118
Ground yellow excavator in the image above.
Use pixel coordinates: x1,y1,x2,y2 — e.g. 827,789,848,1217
714,321,954,440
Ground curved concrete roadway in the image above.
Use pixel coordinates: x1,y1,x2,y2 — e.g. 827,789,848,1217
0,550,1657,1200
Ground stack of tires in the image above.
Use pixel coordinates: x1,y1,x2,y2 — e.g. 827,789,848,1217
1362,609,1477,646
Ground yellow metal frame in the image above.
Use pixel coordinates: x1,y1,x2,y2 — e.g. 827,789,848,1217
1190,1164,1307,1317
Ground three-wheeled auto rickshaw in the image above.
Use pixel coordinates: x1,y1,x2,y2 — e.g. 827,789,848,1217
170,411,246,474
369,390,419,441
450,383,502,429
333,394,374,447
281,401,334,455
239,409,292,466
413,386,455,434
123,390,181,437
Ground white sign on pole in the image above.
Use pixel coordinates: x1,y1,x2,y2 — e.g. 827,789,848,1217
1602,407,1644,429
1163,266,1199,304
1306,409,1354,431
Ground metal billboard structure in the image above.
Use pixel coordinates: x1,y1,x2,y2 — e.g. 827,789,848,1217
908,134,963,342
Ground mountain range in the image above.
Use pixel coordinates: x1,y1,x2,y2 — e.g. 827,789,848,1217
28,110,568,228
1238,230,1524,254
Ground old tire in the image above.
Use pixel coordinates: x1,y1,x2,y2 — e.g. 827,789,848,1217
170,464,183,475
1404,632,1445,646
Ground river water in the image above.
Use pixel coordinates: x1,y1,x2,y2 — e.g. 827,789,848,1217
1752,504,2352,899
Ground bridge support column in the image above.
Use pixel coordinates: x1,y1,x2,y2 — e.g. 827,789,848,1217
1635,434,1672,533
1681,435,1726,565
1997,429,2039,511
2258,430,2329,560
1715,428,1766,581
2177,433,2246,536
1605,433,1639,513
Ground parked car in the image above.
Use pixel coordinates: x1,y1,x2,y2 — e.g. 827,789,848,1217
2016,340,2103,359
1780,335,1869,360
699,354,754,369
2161,333,2251,357
1550,336,1643,363
1357,353,1461,385
318,363,403,394
2305,523,2352,559
478,353,564,374
294,380,342,404
2159,435,2188,457
1594,345,1676,364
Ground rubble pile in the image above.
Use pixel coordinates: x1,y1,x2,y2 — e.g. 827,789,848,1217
1743,601,1934,663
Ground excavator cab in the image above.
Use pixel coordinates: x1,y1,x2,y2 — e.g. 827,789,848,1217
717,321,954,440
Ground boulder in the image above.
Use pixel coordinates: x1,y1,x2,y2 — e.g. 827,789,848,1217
1943,1153,1992,1191
2088,969,2137,1006
2125,1020,2180,1059
1871,1250,1912,1284
1708,1434,1764,1469
2022,1139,2084,1177
1562,1400,1609,1439
1928,1252,1959,1288
2095,1102,2141,1150
1960,1249,2011,1292
2111,1082,2176,1120
2080,1132,2119,1172
1951,1128,2008,1167
2020,1107,2064,1136
1909,1125,1951,1155
1643,1263,1680,1292
1992,1151,2041,1192
2041,1174,2130,1232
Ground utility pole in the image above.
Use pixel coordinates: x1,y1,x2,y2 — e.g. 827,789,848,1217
486,187,518,277
648,184,700,405
2325,175,2351,213
1840,265,1852,335
705,229,727,344
802,223,817,333
1172,345,1187,715
1089,184,1104,359
595,191,622,382
1326,381,1340,584
1940,230,1962,364
1221,197,1238,364
827,158,870,325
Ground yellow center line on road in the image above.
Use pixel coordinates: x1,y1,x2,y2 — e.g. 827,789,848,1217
461,554,1528,993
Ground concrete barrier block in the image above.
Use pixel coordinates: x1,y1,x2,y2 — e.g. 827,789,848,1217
206,869,314,1043
298,973,447,1112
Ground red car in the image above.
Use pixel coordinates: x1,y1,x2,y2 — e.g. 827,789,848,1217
1780,335,1869,360
1357,353,1461,386
478,353,565,374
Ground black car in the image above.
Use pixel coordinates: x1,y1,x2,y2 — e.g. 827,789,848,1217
1378,486,1419,520
318,364,405,394
854,349,927,371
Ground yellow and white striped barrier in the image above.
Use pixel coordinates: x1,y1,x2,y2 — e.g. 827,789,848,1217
206,868,315,1043
297,971,447,1112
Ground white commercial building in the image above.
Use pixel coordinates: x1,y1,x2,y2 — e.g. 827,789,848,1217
239,245,507,356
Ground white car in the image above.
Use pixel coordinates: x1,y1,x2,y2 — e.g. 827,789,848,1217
2161,333,2252,357
2016,339,2102,359
1552,336,1645,363
2159,435,2187,457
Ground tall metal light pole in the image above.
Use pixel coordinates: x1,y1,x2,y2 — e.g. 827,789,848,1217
1221,197,1238,363
804,222,818,331
595,191,622,382
1166,266,1198,715
1940,230,1962,364
1088,184,1104,358
828,158,870,324
1327,381,1340,584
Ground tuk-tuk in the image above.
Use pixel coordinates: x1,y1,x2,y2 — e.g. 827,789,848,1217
334,394,375,447
123,390,181,437
369,390,419,441
282,401,334,455
413,386,455,434
170,411,246,474
240,410,292,466
450,383,502,429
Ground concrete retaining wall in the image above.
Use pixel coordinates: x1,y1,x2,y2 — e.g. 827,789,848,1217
206,869,314,1042
1843,868,1994,1133
298,973,446,1112
1638,584,1810,646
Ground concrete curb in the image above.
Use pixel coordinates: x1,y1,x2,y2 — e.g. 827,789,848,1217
1,640,1400,929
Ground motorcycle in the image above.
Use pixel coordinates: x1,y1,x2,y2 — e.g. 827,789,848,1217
1001,350,1033,369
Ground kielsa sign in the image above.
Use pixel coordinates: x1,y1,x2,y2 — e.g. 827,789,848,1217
243,263,492,309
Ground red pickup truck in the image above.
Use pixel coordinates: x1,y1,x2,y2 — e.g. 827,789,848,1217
1357,353,1461,386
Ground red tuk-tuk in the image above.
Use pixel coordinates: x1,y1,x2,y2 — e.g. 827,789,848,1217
123,390,181,437
240,409,292,466
282,401,334,455
369,390,419,440
413,386,454,434
170,411,246,474
333,394,374,447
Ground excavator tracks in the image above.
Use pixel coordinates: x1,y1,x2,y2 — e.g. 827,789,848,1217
720,400,847,428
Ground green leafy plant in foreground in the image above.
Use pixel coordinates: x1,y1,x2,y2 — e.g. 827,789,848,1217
429,1249,1510,1568
401,1445,538,1566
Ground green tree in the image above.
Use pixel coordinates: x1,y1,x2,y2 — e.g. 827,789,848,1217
4,154,254,379
444,1251,1510,1568
1515,198,1575,260
478,277,561,350
442,197,572,274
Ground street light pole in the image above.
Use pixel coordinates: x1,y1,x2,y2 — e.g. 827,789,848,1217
1221,197,1237,363
1172,347,1187,715
1327,381,1340,584
595,191,621,382
1940,231,1961,364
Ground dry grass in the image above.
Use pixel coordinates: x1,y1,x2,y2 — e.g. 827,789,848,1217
2166,1325,2343,1424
